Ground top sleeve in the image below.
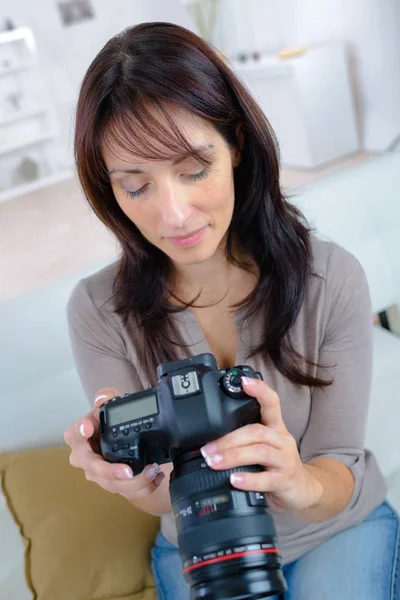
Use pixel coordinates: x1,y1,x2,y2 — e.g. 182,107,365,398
299,244,374,507
66,278,143,406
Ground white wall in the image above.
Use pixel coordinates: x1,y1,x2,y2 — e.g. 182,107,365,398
2,0,399,162
0,0,195,169
214,0,282,57
215,0,400,152
174,1,400,156
276,0,400,151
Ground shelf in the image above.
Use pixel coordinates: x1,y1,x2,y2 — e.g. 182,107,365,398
0,27,37,77
233,44,359,168
0,108,47,127
231,56,292,80
0,132,56,157
0,169,74,204
0,61,36,78
0,27,36,48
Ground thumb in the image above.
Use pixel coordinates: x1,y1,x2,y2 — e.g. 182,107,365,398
93,386,122,408
83,387,122,455
83,387,122,435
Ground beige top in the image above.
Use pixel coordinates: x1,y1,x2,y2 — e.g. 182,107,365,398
66,236,387,565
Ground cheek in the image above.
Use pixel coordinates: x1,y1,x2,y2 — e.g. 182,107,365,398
201,171,235,212
116,195,158,235
205,176,235,224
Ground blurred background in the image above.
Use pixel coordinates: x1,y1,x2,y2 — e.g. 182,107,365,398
1,2,400,599
1,0,400,300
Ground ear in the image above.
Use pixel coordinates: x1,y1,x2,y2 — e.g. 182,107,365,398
231,123,244,168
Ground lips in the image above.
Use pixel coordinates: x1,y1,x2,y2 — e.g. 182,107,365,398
167,226,207,240
165,225,209,249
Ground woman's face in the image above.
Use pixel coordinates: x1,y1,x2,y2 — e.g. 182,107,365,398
102,105,241,267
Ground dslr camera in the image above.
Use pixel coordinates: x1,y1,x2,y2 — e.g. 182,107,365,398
100,353,286,599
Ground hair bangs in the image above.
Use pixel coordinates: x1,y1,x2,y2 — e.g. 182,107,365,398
100,94,213,169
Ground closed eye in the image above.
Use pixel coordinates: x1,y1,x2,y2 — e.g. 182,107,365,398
124,167,211,199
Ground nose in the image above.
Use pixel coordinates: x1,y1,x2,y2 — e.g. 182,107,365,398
159,181,191,230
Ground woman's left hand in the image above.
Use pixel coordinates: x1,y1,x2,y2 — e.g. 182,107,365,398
200,376,321,515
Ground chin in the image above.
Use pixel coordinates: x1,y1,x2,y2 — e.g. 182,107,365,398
170,244,217,265
161,233,222,265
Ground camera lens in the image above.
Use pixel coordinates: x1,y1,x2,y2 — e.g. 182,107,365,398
169,450,287,600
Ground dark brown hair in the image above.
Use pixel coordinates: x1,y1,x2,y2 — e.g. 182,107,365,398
74,21,331,388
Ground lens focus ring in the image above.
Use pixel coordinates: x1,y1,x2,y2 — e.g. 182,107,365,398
177,513,277,554
169,465,262,504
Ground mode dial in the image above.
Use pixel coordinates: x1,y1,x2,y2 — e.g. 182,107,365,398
221,367,249,398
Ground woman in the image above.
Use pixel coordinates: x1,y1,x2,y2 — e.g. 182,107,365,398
64,22,399,600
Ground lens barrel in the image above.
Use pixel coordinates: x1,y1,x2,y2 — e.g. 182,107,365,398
170,450,287,599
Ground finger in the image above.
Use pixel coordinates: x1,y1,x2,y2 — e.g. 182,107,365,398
93,386,121,408
77,414,97,440
64,415,96,450
241,377,285,430
120,470,167,499
201,424,284,458
102,473,166,499
89,469,166,498
92,458,160,482
80,387,121,454
203,443,284,471
71,443,163,485
229,469,284,492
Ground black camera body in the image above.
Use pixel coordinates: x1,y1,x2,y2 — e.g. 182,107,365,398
100,353,287,599
99,353,262,474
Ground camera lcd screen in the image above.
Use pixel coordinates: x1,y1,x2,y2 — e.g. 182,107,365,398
107,394,158,426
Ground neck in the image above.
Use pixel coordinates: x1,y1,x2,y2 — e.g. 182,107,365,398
170,241,257,309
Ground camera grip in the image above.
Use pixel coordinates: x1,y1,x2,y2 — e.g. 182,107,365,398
101,441,147,476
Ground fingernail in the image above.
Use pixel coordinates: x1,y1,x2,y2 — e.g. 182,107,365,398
116,467,133,480
154,472,165,486
205,454,223,466
79,423,86,438
241,376,254,386
230,473,245,485
94,394,108,405
200,442,217,458
145,463,160,480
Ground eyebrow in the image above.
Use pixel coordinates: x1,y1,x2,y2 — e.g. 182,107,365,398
108,143,215,175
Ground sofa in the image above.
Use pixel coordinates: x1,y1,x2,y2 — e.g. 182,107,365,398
1,152,400,599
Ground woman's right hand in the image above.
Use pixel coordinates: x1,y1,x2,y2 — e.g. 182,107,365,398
64,387,166,499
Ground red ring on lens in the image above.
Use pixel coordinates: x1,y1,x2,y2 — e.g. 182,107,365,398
183,548,280,573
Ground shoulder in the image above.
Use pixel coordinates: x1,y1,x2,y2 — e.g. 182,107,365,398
309,235,371,334
66,260,121,325
310,234,364,284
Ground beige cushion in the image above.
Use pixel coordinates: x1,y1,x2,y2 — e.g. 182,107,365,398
0,446,159,600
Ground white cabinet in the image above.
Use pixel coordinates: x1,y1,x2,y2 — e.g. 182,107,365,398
0,27,72,202
232,44,360,169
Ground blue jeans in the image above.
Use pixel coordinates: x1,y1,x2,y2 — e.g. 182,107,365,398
151,501,400,599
